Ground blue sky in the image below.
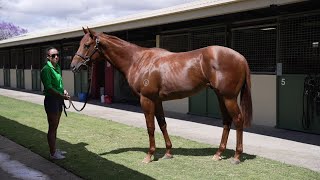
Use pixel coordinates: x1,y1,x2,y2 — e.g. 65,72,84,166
0,0,197,33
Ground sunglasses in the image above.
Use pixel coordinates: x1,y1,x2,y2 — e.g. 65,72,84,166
49,54,59,58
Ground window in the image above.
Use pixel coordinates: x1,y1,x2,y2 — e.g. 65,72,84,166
279,13,320,74
62,45,74,70
232,26,277,73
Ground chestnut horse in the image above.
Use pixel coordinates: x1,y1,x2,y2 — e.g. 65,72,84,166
71,28,252,164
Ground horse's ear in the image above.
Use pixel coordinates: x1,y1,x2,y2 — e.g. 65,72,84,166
87,27,95,39
82,27,88,34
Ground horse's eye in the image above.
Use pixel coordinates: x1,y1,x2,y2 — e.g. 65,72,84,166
84,44,90,49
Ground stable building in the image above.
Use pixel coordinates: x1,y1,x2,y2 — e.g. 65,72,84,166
0,0,319,134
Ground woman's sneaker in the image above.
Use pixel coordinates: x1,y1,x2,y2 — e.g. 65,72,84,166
50,151,65,160
56,149,67,155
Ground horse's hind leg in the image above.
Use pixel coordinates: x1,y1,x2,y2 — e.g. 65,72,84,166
213,95,232,161
155,101,173,159
140,96,156,163
224,97,244,164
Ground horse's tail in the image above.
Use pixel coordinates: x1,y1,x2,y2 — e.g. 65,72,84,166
240,60,252,128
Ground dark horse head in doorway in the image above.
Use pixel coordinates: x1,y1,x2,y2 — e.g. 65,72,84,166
71,27,252,164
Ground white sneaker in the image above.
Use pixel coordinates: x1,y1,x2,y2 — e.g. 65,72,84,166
50,151,65,160
56,149,67,155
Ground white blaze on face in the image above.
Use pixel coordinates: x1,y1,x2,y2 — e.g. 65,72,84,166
0,152,50,180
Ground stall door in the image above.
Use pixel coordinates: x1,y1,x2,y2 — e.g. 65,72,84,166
74,70,88,97
32,47,41,91
277,13,320,134
0,50,10,87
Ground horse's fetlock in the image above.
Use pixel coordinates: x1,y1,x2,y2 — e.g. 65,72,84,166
236,147,243,154
166,143,172,149
149,147,156,154
220,144,227,150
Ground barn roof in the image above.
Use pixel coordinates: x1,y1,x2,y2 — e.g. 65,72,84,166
0,0,304,48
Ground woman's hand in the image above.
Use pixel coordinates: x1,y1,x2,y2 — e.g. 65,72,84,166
63,90,70,100
63,94,70,100
64,90,69,96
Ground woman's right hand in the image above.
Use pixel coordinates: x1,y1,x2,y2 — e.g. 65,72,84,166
63,94,70,100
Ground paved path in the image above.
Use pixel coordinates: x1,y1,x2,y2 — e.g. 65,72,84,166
0,135,82,180
0,88,320,179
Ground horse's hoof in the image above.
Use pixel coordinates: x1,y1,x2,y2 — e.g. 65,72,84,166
231,158,241,165
142,157,152,164
162,154,173,160
212,155,222,161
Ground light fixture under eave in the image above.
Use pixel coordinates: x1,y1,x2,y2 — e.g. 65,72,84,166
260,27,276,31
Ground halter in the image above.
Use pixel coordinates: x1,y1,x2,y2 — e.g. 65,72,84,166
66,36,100,113
74,37,100,71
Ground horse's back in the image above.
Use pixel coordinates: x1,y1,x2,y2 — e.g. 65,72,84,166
128,45,248,100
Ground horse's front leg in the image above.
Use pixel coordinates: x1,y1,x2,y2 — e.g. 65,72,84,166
155,101,173,159
140,96,156,163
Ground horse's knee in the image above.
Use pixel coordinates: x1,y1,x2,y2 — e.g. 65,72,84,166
159,124,168,133
147,127,155,135
156,116,169,132
156,116,166,128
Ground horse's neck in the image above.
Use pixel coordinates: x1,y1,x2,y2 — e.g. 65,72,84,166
101,35,141,76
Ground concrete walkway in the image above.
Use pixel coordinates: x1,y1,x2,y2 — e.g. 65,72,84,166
0,135,82,180
0,88,319,179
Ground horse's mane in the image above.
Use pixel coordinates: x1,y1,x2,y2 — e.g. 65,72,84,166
101,33,173,55
102,33,142,49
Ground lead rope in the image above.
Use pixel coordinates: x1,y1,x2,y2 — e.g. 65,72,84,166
64,65,93,114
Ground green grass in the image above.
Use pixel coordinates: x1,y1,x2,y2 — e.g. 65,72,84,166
0,95,319,180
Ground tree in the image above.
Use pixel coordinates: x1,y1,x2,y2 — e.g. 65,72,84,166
0,21,28,40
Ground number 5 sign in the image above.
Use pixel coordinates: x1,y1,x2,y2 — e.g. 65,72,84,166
281,78,286,86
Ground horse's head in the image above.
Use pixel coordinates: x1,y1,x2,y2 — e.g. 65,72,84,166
71,27,102,73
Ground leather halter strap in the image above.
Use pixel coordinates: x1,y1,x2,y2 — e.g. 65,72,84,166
74,37,100,71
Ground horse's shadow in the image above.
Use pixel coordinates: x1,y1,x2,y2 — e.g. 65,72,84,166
100,147,256,162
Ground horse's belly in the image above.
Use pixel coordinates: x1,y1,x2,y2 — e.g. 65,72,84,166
159,84,205,101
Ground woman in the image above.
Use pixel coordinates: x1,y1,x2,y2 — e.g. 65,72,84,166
41,47,70,160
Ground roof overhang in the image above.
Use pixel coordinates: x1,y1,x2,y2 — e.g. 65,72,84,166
0,0,305,48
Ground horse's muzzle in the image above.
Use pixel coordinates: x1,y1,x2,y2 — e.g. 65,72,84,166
71,63,88,73
71,66,77,73
71,64,81,73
